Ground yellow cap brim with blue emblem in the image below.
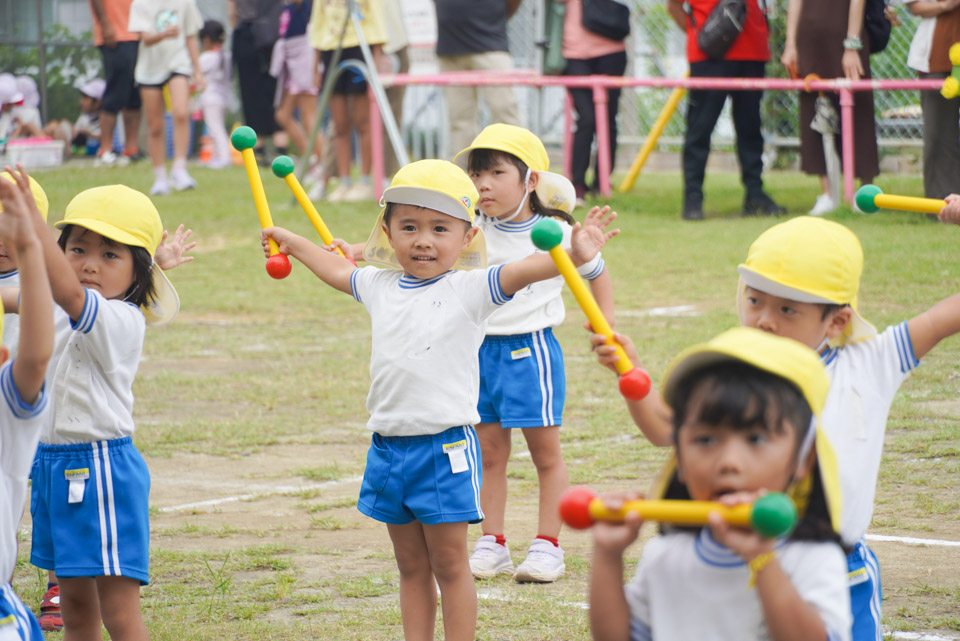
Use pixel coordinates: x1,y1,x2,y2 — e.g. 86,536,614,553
737,216,875,346
652,326,843,535
55,185,179,326
362,159,487,270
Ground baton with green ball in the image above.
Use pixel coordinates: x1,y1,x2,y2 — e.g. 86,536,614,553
530,218,651,400
230,126,292,279
855,184,945,215
271,156,353,264
559,486,798,539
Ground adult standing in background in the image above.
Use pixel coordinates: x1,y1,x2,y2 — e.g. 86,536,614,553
228,0,286,165
558,0,627,205
90,0,143,165
668,0,785,220
782,0,878,215
904,0,960,200
435,0,523,157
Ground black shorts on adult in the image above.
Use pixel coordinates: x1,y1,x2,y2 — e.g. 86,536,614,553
321,46,368,94
100,41,142,113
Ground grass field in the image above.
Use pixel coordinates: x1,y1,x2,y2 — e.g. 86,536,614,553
11,161,960,640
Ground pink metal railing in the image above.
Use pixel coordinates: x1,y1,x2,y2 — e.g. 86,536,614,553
369,72,942,203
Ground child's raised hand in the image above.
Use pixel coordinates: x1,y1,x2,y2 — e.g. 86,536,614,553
570,205,619,266
707,490,775,562
155,224,197,270
939,194,960,225
592,490,645,555
192,70,207,94
261,226,302,258
326,238,362,262
588,330,640,375
0,167,38,250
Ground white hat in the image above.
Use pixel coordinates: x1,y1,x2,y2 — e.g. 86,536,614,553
0,73,23,106
15,76,39,108
79,78,107,101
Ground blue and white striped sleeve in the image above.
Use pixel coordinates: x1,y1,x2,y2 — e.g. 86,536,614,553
487,265,514,306
576,254,606,281
350,268,364,304
892,321,920,374
69,288,98,334
0,360,47,419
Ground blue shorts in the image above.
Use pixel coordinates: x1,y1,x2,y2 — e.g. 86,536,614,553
477,329,565,428
848,540,882,641
30,437,151,585
358,426,483,525
0,584,42,640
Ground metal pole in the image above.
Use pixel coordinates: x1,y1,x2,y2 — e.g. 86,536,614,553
37,0,48,123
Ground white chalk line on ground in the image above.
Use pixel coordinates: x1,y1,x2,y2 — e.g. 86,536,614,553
156,476,363,513
866,533,960,548
479,593,960,640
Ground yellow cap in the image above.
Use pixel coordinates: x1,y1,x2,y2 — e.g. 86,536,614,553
655,327,843,534
454,123,550,172
362,160,487,270
737,217,875,345
0,171,49,221
55,185,179,326
454,124,578,215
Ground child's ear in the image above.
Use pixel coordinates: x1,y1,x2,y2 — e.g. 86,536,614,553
461,225,479,250
526,170,539,193
825,307,852,339
381,221,391,240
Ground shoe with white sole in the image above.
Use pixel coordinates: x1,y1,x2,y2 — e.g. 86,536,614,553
171,169,197,191
469,535,514,579
342,182,374,202
808,193,837,216
326,183,351,204
513,539,565,583
150,179,170,196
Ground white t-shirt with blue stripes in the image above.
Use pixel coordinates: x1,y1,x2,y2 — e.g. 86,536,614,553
351,266,512,437
0,360,48,581
820,321,919,546
479,214,605,336
625,530,851,641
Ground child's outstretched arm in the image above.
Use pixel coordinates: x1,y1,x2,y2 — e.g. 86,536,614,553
5,165,87,321
589,330,673,446
905,209,960,359
155,224,197,270
0,171,52,402
590,491,645,641
499,206,619,298
262,226,355,294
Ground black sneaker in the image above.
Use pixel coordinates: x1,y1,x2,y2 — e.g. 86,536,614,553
743,192,786,217
682,206,704,221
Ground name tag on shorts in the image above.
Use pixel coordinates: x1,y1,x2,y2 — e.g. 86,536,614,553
65,468,89,504
848,567,869,587
442,439,469,474
511,347,531,360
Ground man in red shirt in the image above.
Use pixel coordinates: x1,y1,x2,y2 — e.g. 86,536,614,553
668,0,785,220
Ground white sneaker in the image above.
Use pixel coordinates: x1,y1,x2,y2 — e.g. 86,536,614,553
326,183,351,203
469,535,514,579
808,193,837,216
171,170,197,191
150,179,170,196
513,539,565,583
94,149,129,167
307,180,327,201
342,182,374,202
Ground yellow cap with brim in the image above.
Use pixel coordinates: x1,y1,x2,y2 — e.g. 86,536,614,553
737,217,875,346
454,123,578,214
55,185,179,326
0,172,48,221
362,159,487,270
652,327,843,534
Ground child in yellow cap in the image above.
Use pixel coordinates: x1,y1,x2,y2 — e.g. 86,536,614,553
453,123,615,583
0,163,54,641
261,158,618,641
0,167,192,641
590,327,851,641
590,214,960,641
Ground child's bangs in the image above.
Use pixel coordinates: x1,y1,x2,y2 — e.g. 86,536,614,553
673,362,811,442
467,148,525,174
